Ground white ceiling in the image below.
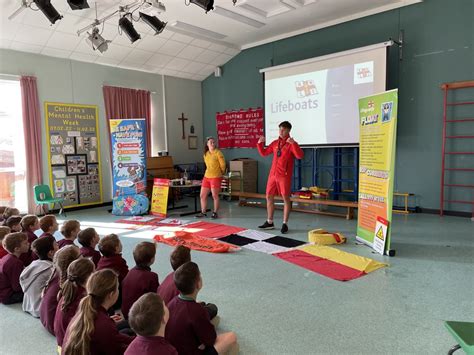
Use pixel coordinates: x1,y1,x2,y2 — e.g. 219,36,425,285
0,0,421,81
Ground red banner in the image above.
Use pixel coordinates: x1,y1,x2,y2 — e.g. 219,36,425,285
153,231,239,253
216,108,263,148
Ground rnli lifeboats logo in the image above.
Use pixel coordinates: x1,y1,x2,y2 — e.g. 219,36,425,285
295,80,318,98
354,61,374,84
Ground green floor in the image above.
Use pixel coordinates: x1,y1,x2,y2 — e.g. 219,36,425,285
1,200,473,354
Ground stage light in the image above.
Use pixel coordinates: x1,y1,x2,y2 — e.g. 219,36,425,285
33,0,63,24
86,27,110,53
139,12,167,35
67,0,90,10
119,15,141,43
188,0,214,13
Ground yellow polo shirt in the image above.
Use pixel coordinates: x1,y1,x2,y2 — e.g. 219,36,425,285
204,149,226,178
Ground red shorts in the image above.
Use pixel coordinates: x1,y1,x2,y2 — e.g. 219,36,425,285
202,177,222,189
266,175,291,196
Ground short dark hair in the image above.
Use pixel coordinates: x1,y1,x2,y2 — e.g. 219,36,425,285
32,236,56,260
129,293,164,336
5,216,22,229
98,234,120,257
279,121,292,130
3,232,27,253
133,242,156,268
77,228,97,248
174,261,200,295
170,245,191,271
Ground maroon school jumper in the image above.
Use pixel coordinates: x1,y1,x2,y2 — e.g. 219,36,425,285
54,285,86,346
165,296,217,355
0,245,7,259
157,272,179,305
57,239,75,249
0,254,24,303
125,335,177,355
121,266,159,319
80,246,101,267
19,230,38,266
40,273,60,335
63,306,134,355
97,255,129,283
40,232,54,238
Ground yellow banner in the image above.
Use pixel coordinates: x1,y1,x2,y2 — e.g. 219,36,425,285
150,178,170,217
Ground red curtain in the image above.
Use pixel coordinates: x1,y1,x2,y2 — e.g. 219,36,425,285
20,76,43,214
102,85,152,157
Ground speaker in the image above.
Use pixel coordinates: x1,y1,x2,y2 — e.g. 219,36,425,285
214,66,222,77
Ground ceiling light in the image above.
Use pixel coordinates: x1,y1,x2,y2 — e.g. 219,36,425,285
140,0,166,16
86,27,110,53
213,6,265,28
139,12,167,35
67,0,90,10
119,15,141,43
33,0,63,24
170,21,226,40
188,0,214,13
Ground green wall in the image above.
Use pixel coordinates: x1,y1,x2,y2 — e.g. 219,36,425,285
202,0,474,212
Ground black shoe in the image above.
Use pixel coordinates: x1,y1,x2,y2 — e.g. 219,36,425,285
195,212,207,218
211,212,218,219
281,223,288,234
258,221,274,229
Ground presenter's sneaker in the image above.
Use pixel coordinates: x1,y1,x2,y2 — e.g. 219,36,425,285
211,212,218,219
258,221,274,230
195,212,207,218
281,223,288,234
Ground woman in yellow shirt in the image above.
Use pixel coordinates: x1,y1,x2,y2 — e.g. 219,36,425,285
196,137,226,219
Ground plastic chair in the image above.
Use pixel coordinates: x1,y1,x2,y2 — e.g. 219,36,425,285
33,184,66,216
445,321,474,354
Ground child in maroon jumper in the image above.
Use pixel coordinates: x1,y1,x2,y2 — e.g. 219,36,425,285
5,216,22,232
0,232,30,304
40,245,81,335
20,215,40,266
97,234,129,310
39,215,59,238
62,269,134,355
58,220,80,249
121,242,159,319
54,258,95,347
158,245,191,305
165,262,238,355
125,293,177,355
0,226,11,259
77,228,101,266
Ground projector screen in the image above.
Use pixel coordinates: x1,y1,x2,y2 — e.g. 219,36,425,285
261,42,391,146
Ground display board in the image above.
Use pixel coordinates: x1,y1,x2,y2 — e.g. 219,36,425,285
45,102,103,208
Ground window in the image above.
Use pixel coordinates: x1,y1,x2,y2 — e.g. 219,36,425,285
0,79,27,213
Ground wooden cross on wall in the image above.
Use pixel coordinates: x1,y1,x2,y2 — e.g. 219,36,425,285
178,113,188,139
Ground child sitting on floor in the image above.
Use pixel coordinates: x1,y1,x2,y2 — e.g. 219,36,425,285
0,232,29,304
54,257,95,347
20,236,58,317
5,216,22,232
77,228,101,267
126,293,177,355
39,215,59,239
20,215,40,266
121,242,159,319
166,262,238,355
62,269,135,354
58,220,81,249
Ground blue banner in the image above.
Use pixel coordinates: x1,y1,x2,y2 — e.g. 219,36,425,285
110,119,148,215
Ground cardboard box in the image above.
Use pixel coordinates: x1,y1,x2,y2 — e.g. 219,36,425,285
229,158,258,180
147,156,174,169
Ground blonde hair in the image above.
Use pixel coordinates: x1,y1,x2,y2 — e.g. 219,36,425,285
61,220,81,239
60,258,95,311
21,215,38,232
2,207,20,221
43,245,81,296
62,269,118,355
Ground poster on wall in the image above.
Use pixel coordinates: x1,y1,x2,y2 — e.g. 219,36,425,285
216,108,263,148
356,89,398,254
110,119,148,216
45,102,103,208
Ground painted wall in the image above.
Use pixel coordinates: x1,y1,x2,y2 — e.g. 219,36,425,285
0,48,202,202
202,0,474,212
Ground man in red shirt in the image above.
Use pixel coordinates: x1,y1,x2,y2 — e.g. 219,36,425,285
257,121,304,234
